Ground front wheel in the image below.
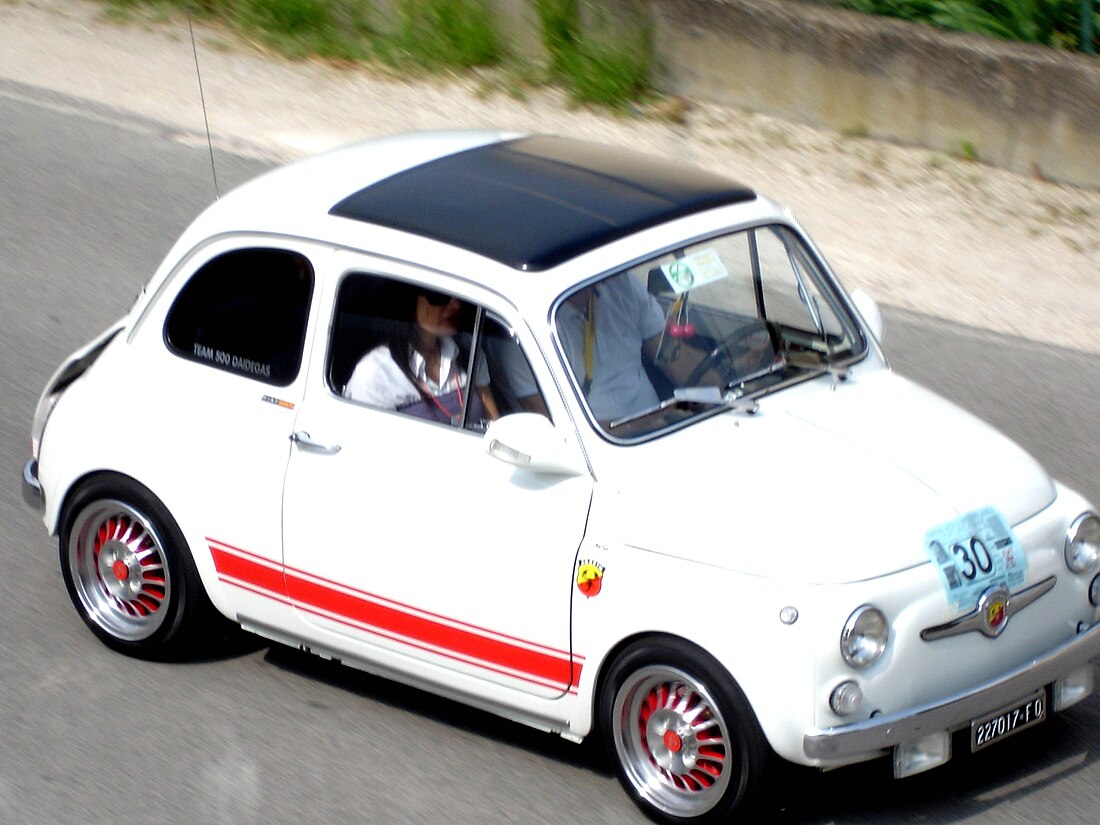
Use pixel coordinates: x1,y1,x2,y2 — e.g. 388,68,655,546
600,639,771,823
60,475,218,660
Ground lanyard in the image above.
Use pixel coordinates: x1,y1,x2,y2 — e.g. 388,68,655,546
418,367,463,419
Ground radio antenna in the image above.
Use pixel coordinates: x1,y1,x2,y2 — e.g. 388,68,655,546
187,9,220,199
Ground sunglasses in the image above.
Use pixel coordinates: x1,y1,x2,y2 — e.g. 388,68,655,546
421,289,453,307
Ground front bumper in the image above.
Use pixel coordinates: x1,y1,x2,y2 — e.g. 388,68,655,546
804,621,1100,760
22,458,43,512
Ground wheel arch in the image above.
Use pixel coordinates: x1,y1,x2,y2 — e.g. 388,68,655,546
590,630,765,740
591,630,778,822
56,468,235,659
52,468,236,625
54,469,146,534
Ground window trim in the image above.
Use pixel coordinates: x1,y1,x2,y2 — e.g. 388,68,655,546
325,271,553,431
548,219,872,444
162,246,315,387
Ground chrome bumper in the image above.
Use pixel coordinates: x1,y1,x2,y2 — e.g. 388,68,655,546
804,622,1100,760
22,458,43,511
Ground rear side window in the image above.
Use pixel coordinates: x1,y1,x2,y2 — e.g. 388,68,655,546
164,248,314,386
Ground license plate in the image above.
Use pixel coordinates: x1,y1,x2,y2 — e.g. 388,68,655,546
970,689,1046,752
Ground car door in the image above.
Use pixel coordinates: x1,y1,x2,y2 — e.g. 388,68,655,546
281,263,594,700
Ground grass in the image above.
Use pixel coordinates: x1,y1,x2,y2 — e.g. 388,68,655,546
383,0,501,69
534,0,655,108
99,0,655,108
102,0,378,61
98,0,1093,122
840,0,1099,53
840,123,871,139
953,138,980,161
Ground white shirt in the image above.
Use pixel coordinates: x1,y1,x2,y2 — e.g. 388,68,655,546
344,336,486,410
556,274,665,421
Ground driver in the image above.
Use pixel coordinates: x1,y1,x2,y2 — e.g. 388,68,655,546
560,274,667,422
504,272,776,428
506,273,666,423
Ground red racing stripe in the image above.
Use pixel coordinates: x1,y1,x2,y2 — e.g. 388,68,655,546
209,540,581,690
210,544,285,595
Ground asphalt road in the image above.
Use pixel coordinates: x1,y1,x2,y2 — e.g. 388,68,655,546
2,80,1099,825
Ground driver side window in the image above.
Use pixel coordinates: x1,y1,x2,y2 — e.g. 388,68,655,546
326,273,547,430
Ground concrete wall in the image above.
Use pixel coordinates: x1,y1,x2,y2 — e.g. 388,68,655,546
650,1,1100,187
476,0,1098,187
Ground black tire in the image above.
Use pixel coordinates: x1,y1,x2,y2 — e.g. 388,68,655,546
59,474,220,660
599,638,772,824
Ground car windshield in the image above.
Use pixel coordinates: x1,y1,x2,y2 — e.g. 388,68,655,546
553,223,866,439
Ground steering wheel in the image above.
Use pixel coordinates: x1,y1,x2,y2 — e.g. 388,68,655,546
685,325,772,387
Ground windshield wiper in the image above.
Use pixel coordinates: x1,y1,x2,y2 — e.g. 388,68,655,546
606,396,680,431
609,346,856,430
779,349,853,387
607,387,758,431
676,386,760,413
607,349,795,431
723,357,788,395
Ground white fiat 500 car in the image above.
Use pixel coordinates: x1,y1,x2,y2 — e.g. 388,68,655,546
23,131,1100,823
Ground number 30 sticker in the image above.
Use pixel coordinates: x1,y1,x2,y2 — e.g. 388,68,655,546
924,507,1027,611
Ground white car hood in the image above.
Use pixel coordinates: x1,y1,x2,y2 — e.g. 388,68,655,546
609,370,1055,584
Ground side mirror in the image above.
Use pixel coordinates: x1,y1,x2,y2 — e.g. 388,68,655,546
850,288,884,344
484,413,588,476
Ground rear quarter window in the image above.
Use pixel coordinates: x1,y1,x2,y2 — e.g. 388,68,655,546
164,248,314,386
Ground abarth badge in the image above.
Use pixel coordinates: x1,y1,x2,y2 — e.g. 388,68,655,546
978,585,1011,637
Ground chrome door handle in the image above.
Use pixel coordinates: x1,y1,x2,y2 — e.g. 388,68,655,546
290,431,341,454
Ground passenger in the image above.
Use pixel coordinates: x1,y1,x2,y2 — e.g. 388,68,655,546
344,287,500,426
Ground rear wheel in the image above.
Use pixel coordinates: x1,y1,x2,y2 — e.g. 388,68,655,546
60,475,217,660
600,639,771,823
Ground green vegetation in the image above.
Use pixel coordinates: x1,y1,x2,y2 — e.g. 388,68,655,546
841,0,1099,53
104,0,500,66
101,0,654,107
533,0,654,107
98,0,1093,112
385,0,501,69
954,138,980,161
104,0,377,61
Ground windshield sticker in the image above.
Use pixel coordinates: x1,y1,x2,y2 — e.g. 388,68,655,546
576,560,605,598
924,507,1027,611
660,248,728,294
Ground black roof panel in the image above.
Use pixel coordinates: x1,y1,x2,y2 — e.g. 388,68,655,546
329,136,756,271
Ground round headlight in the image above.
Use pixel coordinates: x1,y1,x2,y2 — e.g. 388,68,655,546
840,605,888,668
1065,513,1100,574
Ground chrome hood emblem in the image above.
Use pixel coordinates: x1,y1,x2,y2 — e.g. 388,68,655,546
977,585,1010,637
921,576,1056,641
